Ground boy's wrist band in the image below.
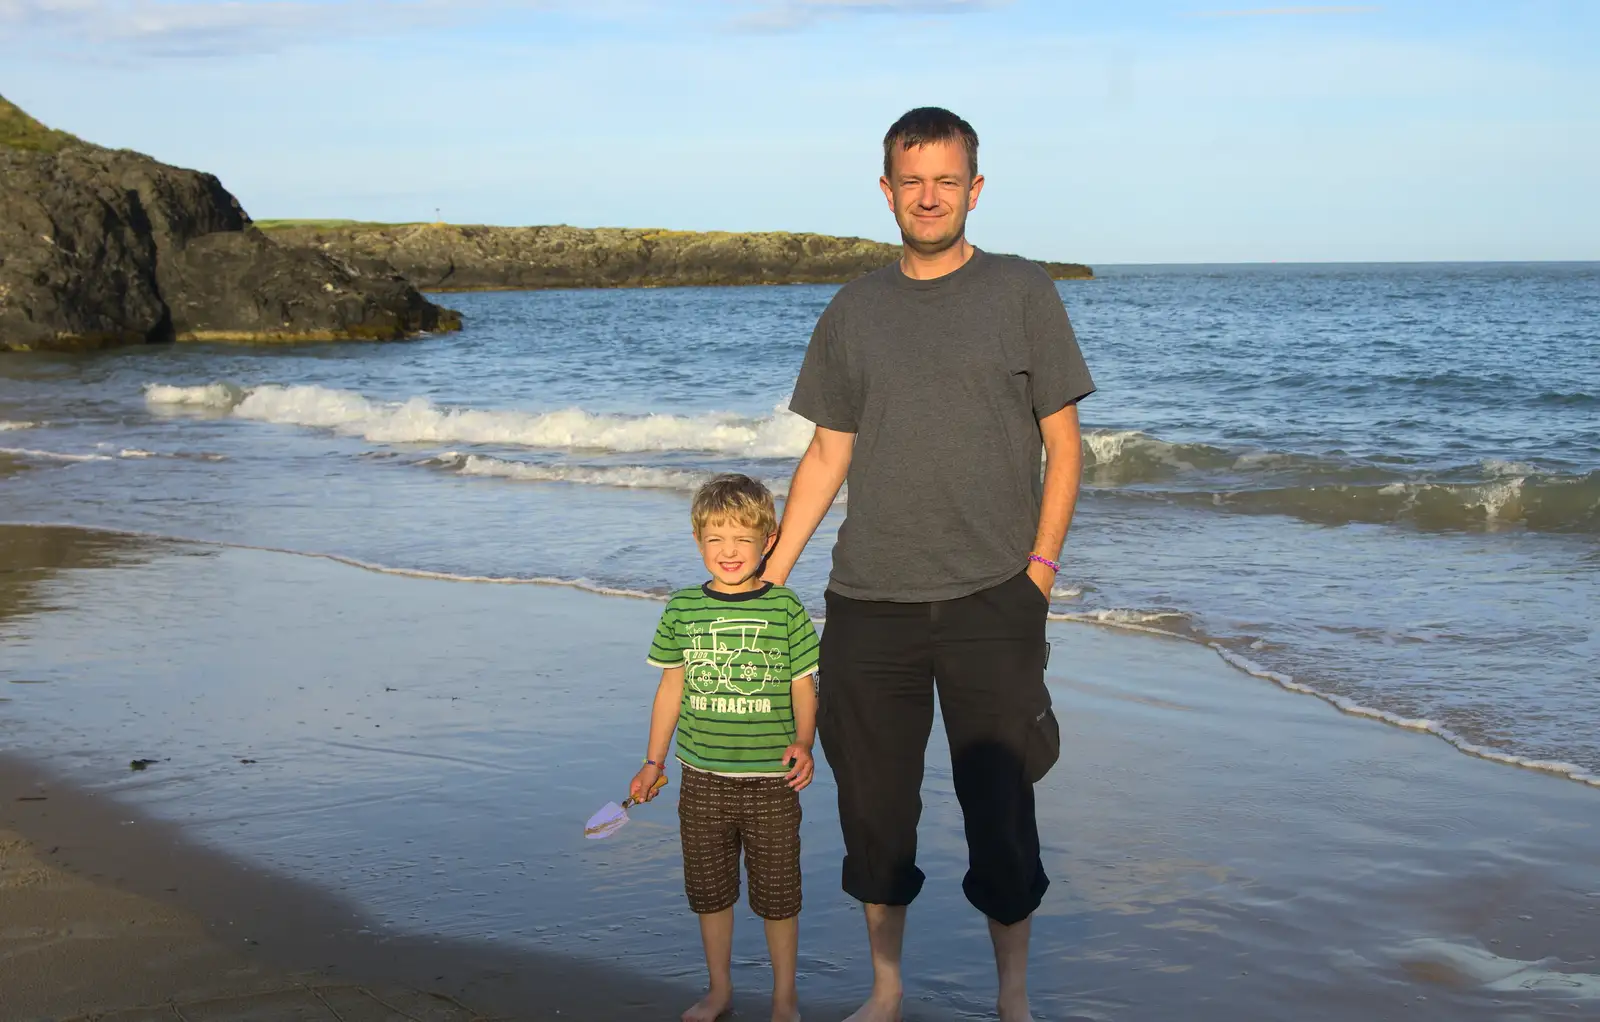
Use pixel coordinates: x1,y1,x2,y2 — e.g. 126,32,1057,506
1028,553,1061,572
643,758,662,767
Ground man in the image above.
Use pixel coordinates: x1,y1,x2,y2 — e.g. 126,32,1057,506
762,107,1094,1022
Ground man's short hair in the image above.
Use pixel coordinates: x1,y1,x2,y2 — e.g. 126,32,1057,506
882,107,979,180
692,473,777,538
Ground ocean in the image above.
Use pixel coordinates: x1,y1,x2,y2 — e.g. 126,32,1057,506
3,262,1595,783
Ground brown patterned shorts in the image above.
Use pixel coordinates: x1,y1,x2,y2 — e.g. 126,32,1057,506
678,767,802,920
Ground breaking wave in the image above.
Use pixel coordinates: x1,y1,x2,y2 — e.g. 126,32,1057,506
145,382,813,457
142,383,1597,532
418,453,850,502
1084,431,1597,532
430,453,713,493
1053,606,1199,638
1126,471,1600,534
112,448,229,462
0,446,113,463
0,445,226,464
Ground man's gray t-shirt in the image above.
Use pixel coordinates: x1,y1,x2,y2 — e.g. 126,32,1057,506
789,249,1094,603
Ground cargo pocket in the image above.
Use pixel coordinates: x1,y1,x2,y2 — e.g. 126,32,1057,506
815,673,841,771
1022,685,1061,785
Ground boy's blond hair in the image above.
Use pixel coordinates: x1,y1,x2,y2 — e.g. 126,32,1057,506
692,474,777,538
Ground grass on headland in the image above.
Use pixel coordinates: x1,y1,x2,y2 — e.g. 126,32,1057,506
0,94,80,153
254,219,428,231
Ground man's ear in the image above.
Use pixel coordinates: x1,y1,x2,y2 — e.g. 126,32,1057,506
968,173,985,212
880,175,895,212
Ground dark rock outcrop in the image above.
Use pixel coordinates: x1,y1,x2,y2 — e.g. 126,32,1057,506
0,96,460,353
259,222,1095,292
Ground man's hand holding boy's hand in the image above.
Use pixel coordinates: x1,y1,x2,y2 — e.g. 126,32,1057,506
783,744,815,791
630,763,665,803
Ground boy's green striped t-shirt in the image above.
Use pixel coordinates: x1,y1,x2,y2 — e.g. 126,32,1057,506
646,583,820,777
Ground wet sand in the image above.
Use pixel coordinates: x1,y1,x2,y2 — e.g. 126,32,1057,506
0,755,719,1021
1,523,1598,1020
0,814,484,1021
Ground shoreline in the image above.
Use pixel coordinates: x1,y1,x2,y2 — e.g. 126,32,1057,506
5,516,1595,792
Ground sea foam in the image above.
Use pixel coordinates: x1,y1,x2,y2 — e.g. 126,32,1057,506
0,445,224,464
0,446,113,463
437,453,713,493
1043,600,1600,789
424,452,851,502
1208,646,1599,788
142,382,1599,531
147,382,815,457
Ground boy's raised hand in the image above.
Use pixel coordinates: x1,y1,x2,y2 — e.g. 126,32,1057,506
783,744,815,792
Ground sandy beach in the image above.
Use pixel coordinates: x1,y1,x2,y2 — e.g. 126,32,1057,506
0,809,489,1021
0,749,716,1022
2,522,1598,1020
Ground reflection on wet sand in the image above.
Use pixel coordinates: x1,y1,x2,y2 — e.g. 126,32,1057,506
0,751,751,1022
0,523,170,631
1,524,1597,1021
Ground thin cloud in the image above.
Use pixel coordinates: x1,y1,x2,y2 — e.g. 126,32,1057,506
1,0,1004,51
732,0,1005,33
1186,5,1381,16
0,0,552,57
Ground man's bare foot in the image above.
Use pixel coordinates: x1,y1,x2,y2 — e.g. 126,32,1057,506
997,990,1034,1022
683,987,733,1022
771,990,801,1022
842,989,902,1022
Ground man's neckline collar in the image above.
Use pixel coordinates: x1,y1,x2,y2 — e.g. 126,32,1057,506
892,246,986,290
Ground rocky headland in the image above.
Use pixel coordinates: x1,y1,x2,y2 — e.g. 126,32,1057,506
0,96,460,353
259,221,1095,292
2,93,1091,354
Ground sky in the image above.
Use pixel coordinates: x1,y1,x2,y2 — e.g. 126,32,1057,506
3,0,1598,264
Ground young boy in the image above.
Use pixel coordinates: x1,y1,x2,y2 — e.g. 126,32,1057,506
629,473,819,1022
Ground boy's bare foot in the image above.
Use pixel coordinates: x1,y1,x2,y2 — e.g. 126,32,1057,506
842,988,902,1022
683,987,733,1022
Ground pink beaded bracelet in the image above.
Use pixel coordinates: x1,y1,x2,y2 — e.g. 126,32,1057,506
1028,553,1061,572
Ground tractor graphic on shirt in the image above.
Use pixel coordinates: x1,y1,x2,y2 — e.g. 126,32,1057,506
683,618,786,696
